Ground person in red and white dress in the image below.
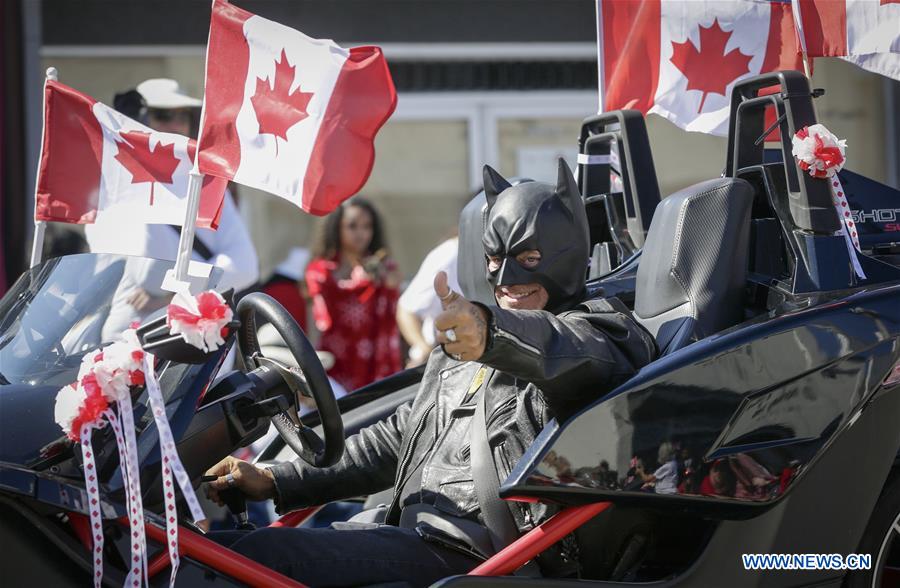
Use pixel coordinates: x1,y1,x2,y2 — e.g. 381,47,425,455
305,198,402,391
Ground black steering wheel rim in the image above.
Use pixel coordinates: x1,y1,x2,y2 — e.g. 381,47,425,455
236,292,343,467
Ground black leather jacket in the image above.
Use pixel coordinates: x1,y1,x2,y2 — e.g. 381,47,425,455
271,297,656,564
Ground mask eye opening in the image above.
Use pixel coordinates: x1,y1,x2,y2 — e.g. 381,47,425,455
514,250,542,270
486,254,503,274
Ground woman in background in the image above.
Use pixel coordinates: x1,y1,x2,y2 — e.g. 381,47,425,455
306,198,402,391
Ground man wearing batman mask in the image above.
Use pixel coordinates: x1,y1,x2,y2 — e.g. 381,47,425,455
205,160,656,585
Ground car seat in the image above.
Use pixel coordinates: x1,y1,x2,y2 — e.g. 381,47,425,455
632,177,754,355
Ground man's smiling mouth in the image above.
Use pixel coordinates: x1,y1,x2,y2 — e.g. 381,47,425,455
499,288,538,300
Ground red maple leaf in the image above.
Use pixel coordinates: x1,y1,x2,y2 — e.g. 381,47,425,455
251,49,314,154
670,18,753,113
113,130,181,206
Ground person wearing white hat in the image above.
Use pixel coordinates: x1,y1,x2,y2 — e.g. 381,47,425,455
136,78,202,135
86,79,259,326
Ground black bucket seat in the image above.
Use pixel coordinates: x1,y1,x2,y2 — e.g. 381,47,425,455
632,177,754,355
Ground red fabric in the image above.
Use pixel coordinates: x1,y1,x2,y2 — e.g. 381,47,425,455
698,475,718,496
262,279,308,332
812,134,844,170
167,304,201,325
758,3,808,142
797,0,848,57
760,2,805,72
70,374,109,441
188,144,228,229
602,0,660,112
600,0,805,136
167,292,230,325
36,80,103,223
305,257,401,391
197,0,251,180
197,291,231,320
35,81,225,228
796,0,900,63
301,46,397,215
778,467,796,494
198,0,396,216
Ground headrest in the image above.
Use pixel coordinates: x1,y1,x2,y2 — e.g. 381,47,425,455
457,192,495,306
634,177,754,353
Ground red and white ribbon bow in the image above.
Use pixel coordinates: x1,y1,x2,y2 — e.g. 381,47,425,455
166,290,233,353
54,327,207,587
791,124,866,280
55,331,148,587
54,287,231,586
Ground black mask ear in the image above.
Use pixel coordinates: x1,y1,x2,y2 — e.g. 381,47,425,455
555,158,581,214
483,165,512,210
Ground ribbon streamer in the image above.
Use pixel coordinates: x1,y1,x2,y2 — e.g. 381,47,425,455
106,407,147,588
830,175,866,280
119,393,148,587
80,424,105,588
105,412,135,585
144,353,206,587
159,460,181,586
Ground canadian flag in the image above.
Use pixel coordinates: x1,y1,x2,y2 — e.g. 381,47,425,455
36,81,226,228
795,0,900,80
198,0,397,216
600,0,804,135
797,0,899,56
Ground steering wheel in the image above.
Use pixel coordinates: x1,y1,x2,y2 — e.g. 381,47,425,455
236,293,344,467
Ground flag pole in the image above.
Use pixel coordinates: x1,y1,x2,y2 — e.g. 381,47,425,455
791,0,812,78
30,67,58,268
166,0,218,293
595,0,606,114
171,166,204,285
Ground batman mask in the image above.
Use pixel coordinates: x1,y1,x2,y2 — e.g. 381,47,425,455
482,159,590,314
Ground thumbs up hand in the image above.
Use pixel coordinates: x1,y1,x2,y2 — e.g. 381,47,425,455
433,271,490,362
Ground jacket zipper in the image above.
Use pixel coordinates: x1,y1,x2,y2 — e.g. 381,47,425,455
387,403,435,515
401,365,477,490
389,367,494,518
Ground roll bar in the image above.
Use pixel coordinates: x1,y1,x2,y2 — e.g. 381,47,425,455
726,71,839,234
577,110,661,274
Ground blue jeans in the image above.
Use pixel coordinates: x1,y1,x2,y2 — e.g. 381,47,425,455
213,524,481,587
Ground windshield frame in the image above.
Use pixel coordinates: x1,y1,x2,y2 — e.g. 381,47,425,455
0,252,219,388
